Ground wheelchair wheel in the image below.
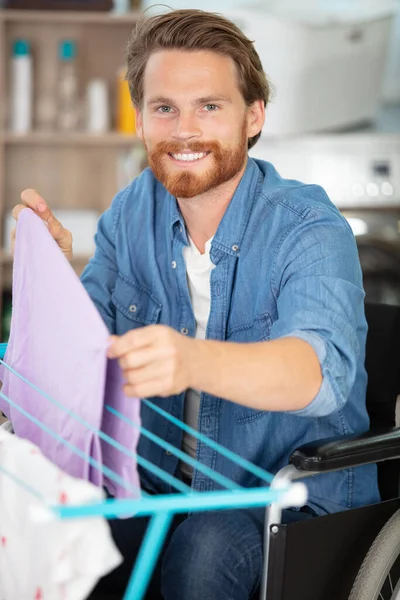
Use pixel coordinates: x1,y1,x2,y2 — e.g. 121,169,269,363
349,508,400,600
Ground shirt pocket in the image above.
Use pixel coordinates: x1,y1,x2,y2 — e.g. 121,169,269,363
111,274,162,333
226,313,272,423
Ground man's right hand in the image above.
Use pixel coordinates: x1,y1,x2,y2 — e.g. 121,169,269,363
11,189,73,260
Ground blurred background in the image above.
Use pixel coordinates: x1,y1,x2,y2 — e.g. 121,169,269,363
0,0,399,341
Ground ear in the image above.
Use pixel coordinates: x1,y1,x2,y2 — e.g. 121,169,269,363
135,107,144,140
246,100,265,140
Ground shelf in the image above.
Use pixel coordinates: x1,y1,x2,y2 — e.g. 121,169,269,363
0,8,141,24
1,131,140,147
0,249,92,264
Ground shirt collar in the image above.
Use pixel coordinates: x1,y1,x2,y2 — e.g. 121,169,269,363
168,157,263,254
211,158,262,258
169,196,185,238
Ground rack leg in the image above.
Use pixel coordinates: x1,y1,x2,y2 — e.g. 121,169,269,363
123,511,173,600
259,465,309,600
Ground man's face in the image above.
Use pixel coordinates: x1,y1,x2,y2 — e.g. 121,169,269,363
135,50,263,198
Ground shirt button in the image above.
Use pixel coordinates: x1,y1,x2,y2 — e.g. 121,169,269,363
165,450,172,456
232,244,239,252
171,261,177,269
181,328,189,335
129,304,137,313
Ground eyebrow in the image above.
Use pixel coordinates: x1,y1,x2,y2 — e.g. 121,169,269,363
146,94,232,106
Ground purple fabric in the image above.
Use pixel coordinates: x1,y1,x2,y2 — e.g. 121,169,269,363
0,209,141,498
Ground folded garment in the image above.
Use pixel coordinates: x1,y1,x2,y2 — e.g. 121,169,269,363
0,427,122,600
0,208,141,498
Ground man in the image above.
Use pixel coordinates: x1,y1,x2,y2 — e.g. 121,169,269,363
12,9,379,600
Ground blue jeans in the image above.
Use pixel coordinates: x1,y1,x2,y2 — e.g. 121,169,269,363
93,505,314,600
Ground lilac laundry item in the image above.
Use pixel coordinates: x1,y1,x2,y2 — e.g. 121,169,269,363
0,208,141,499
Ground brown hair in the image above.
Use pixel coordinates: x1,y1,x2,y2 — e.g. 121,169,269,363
126,8,272,149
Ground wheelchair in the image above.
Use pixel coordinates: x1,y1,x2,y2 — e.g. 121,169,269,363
262,302,400,600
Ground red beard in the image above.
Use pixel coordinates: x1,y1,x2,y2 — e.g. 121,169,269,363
145,124,248,198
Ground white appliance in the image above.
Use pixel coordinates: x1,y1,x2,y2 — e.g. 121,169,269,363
382,2,400,103
224,2,396,136
250,132,400,209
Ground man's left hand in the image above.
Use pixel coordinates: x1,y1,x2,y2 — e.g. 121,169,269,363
107,325,196,398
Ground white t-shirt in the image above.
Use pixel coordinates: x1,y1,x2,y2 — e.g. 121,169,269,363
181,236,215,478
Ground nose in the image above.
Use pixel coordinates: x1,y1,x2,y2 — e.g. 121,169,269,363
171,110,201,142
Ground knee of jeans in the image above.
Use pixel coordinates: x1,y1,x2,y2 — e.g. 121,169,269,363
161,511,262,597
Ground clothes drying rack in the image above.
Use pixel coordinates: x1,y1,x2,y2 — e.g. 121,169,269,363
0,342,307,600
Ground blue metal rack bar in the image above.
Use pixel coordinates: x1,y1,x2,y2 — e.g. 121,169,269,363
105,405,242,491
124,511,173,600
143,399,274,484
52,486,286,520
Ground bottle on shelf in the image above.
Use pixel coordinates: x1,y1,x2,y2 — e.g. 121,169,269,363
36,90,57,133
112,0,131,13
57,40,80,132
116,67,136,135
9,39,33,134
86,78,110,134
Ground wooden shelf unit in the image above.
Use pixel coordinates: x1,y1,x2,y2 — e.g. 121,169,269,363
0,8,142,339
2,131,140,145
0,9,141,24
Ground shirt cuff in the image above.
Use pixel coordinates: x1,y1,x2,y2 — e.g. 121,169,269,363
281,330,339,417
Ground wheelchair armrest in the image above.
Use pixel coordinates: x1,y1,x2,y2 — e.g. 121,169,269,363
290,426,400,472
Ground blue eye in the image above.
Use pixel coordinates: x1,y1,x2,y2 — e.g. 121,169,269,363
157,106,172,113
204,104,218,111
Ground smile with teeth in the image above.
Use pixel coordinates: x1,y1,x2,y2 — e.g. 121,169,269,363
170,152,210,162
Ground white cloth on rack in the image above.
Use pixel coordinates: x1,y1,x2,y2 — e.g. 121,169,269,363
0,428,122,600
0,421,13,434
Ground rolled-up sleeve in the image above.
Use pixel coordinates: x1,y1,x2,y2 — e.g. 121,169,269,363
269,205,366,417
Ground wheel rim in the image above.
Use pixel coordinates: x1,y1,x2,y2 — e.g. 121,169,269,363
378,552,400,600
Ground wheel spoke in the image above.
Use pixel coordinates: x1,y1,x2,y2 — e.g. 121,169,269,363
390,572,394,593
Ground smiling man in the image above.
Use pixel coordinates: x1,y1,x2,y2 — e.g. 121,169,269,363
12,9,379,600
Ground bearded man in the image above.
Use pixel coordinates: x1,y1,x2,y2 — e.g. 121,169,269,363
12,9,379,600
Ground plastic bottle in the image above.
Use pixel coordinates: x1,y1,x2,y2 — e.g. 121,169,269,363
116,67,136,134
112,0,131,14
86,79,109,133
10,39,33,134
57,40,79,131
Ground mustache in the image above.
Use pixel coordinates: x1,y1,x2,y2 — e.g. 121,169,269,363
152,140,222,154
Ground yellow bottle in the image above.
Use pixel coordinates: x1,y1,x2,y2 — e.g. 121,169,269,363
117,68,136,134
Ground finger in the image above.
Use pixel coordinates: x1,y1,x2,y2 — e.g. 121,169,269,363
123,324,165,349
123,379,167,399
20,189,53,221
47,217,73,248
11,204,28,221
122,364,166,398
19,189,72,252
107,327,157,359
19,190,61,233
123,361,165,388
119,345,171,371
10,227,16,255
122,359,179,398
12,203,67,242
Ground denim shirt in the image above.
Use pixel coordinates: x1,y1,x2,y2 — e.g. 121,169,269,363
81,157,380,516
